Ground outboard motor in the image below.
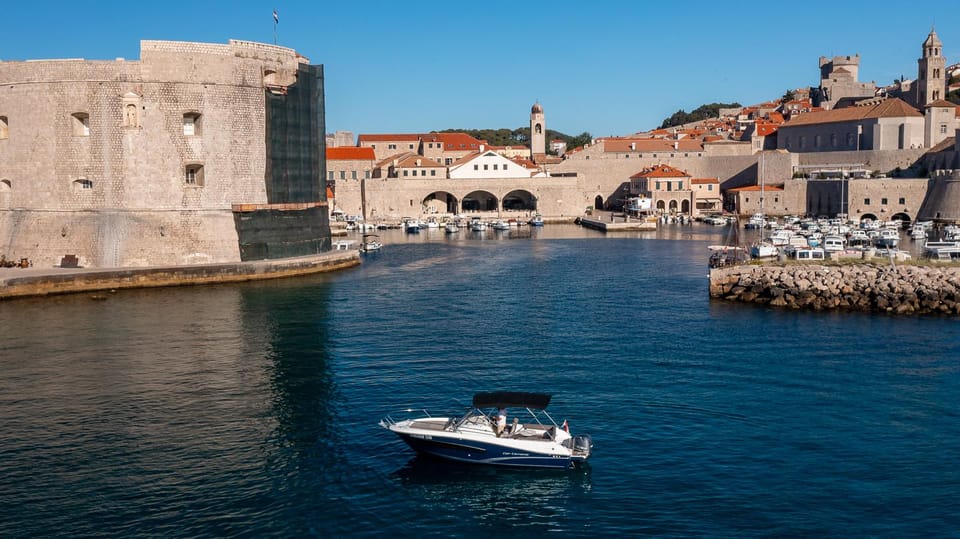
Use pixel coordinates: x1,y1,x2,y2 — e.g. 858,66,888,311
572,434,593,457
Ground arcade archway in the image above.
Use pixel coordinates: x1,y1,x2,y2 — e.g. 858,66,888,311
502,189,537,211
891,212,912,227
422,191,459,214
462,190,498,212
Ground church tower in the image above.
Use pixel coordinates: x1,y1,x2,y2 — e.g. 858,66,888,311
916,28,946,108
530,101,546,162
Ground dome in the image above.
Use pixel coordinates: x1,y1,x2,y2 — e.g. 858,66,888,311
531,102,543,114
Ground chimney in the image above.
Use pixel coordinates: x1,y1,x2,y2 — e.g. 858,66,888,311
673,141,679,150
630,142,636,151
480,144,485,152
416,159,421,166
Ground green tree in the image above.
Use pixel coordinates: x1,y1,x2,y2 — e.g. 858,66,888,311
659,102,741,129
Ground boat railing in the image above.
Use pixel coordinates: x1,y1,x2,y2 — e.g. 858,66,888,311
379,408,432,428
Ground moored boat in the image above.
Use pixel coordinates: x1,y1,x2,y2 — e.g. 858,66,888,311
380,392,593,469
360,234,382,253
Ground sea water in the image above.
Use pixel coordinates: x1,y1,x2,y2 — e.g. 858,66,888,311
1,225,957,537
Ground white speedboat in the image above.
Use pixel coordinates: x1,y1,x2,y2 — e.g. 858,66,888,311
822,235,846,252
380,392,593,469
874,229,900,248
470,217,487,231
528,214,544,227
491,219,510,231
444,221,460,233
750,240,778,259
360,234,382,253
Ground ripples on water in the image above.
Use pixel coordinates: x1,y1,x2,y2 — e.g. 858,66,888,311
1,225,958,537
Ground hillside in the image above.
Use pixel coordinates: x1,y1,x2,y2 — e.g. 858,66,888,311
435,128,592,154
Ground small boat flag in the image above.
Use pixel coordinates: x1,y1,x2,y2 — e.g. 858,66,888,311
562,420,569,432
273,9,279,23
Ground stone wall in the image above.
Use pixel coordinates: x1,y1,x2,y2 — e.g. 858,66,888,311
710,263,960,314
0,40,321,268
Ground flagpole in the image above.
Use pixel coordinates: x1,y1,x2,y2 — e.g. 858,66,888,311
273,9,278,45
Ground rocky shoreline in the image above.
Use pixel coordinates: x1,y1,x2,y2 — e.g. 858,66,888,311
709,263,960,314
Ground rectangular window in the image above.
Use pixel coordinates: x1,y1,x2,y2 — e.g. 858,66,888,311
351,171,357,180
864,198,870,205
409,144,414,149
881,197,888,205
185,165,204,186
656,182,661,190
941,124,948,134
388,144,397,150
667,182,672,192
474,164,479,170
899,197,905,204
430,170,436,176
340,170,345,180
483,164,489,170
183,113,201,136
403,170,408,177
72,113,90,136
708,184,713,191
503,164,508,171
493,164,498,170
328,171,334,181
365,170,370,179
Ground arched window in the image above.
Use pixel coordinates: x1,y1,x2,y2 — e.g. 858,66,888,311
73,178,93,190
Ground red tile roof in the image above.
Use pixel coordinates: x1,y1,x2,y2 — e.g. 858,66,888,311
629,164,690,179
781,98,921,127
357,133,422,142
327,147,376,160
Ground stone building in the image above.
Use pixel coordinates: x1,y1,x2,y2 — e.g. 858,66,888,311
0,39,329,268
326,146,375,216
777,98,925,152
811,55,877,110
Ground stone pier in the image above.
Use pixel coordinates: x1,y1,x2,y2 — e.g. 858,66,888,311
709,263,960,314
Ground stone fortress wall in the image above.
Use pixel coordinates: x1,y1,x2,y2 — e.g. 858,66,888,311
0,40,308,268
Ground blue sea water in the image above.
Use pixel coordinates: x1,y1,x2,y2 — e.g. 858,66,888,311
1,225,958,537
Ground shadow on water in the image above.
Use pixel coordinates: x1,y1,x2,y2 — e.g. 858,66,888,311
391,456,593,530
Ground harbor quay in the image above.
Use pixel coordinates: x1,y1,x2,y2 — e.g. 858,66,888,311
710,262,960,314
0,251,359,300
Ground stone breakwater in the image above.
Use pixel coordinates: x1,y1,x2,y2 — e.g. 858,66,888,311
709,264,960,314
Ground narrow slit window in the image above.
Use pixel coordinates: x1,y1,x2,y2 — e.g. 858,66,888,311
185,164,204,186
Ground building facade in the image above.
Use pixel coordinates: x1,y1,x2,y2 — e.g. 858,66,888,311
0,39,329,268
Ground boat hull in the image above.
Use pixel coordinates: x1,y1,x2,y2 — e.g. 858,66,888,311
393,430,582,469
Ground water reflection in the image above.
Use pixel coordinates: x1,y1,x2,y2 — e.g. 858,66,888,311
238,280,342,477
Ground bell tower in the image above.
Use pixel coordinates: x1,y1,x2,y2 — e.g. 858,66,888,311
916,28,946,108
530,101,546,162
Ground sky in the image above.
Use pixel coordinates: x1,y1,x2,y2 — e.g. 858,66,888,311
2,1,957,139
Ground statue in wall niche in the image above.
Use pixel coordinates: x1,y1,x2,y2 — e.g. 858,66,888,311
125,104,138,127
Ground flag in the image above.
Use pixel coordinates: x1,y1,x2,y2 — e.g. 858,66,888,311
273,9,279,23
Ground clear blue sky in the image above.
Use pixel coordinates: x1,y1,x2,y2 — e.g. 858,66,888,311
2,1,956,138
